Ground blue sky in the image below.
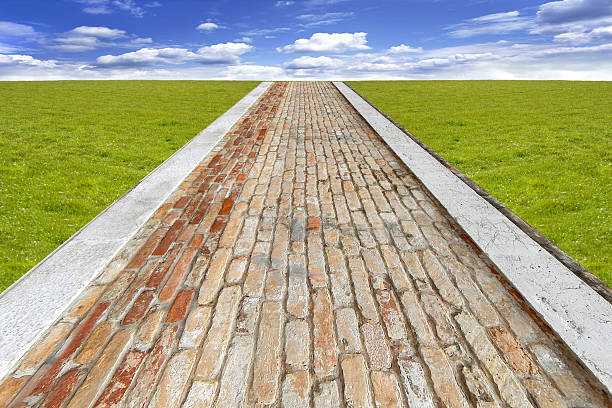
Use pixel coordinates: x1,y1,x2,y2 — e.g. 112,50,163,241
1,0,611,80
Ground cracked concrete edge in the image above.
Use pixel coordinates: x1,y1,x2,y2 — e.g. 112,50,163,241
333,81,612,393
0,81,273,380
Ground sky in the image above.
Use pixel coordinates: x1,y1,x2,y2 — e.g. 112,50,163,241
1,0,611,80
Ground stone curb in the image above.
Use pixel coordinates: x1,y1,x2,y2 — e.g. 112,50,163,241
333,81,612,392
0,81,272,379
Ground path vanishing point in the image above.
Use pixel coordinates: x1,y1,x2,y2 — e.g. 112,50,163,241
0,82,611,407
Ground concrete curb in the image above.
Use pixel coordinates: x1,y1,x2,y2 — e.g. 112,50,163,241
0,81,272,379
333,81,612,392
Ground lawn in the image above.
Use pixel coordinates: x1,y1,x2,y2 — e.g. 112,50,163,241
0,80,259,292
349,81,611,286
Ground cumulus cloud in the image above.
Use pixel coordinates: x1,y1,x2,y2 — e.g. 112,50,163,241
93,42,252,68
224,64,285,80
285,55,341,69
277,32,370,53
0,53,57,67
197,22,219,32
50,26,152,52
387,44,423,54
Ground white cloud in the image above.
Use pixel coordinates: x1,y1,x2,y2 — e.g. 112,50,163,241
74,0,146,17
197,22,219,32
387,44,423,54
448,11,533,38
94,42,252,68
0,54,57,68
224,64,285,79
471,11,520,23
285,55,341,69
275,1,294,6
241,27,290,37
235,36,252,43
0,22,37,37
537,0,612,25
277,32,370,53
70,26,127,39
296,12,353,27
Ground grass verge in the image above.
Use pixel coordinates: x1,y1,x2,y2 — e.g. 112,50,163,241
0,80,258,292
349,81,611,286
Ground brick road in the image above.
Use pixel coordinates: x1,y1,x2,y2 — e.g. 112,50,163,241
1,82,609,407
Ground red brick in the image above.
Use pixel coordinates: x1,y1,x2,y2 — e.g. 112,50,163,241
127,227,168,269
166,289,195,323
208,154,222,168
26,301,110,397
122,290,155,325
152,219,186,256
219,197,234,216
174,196,191,209
189,234,205,248
152,203,173,221
159,247,198,302
237,173,247,182
210,216,226,233
40,368,83,408
146,245,182,288
177,224,196,242
95,350,146,407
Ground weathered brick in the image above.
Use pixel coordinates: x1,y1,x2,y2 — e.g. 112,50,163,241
287,253,309,318
371,371,404,408
135,307,165,346
41,368,84,408
197,247,232,304
0,376,29,407
313,288,338,379
342,355,374,408
282,371,311,407
195,285,242,380
67,329,134,408
159,247,198,302
215,335,255,406
66,286,105,320
183,381,217,408
123,290,155,325
252,301,283,404
348,257,379,321
488,327,537,375
180,306,212,349
95,350,146,407
74,321,115,365
153,219,186,256
361,322,392,370
314,380,341,408
15,322,73,376
285,319,310,369
398,358,436,408
149,349,198,408
335,307,362,353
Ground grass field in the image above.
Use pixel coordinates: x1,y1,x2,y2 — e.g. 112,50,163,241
0,81,258,292
349,81,611,286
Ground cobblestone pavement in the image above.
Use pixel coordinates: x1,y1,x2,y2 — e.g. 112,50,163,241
1,82,610,408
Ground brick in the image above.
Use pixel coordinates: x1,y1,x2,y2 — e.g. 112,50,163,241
146,244,182,288
371,371,404,408
127,227,168,269
66,286,105,320
189,233,205,248
400,290,437,347
342,355,374,408
252,301,283,404
159,247,198,302
282,371,311,407
166,289,195,323
307,216,321,232
398,358,436,408
488,327,537,375
361,322,392,370
335,307,362,353
149,350,198,408
41,368,84,408
326,246,353,308
183,381,217,408
123,290,155,325
244,241,271,297
215,335,255,406
74,321,114,365
153,219,186,256
287,253,309,318
308,235,327,287
135,307,165,346
234,216,259,256
195,286,242,380
180,306,212,349
421,347,471,408
0,376,29,407
348,257,379,321
313,289,338,379
123,325,179,407
197,247,232,304
285,319,310,370
95,350,146,407
67,329,134,408
15,322,73,376
314,380,341,408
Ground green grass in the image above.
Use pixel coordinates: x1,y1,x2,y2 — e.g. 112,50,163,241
349,81,612,286
0,80,258,292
